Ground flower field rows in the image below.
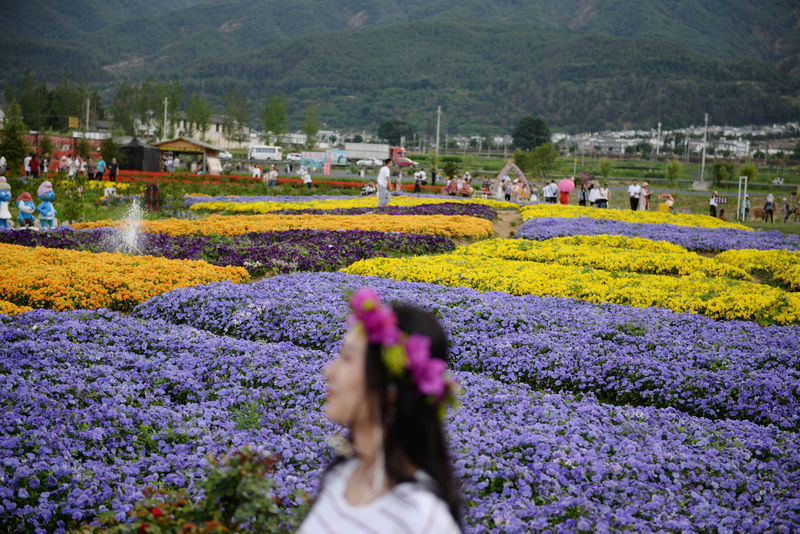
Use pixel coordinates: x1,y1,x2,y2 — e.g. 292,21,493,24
134,272,800,430
3,300,799,533
516,216,800,251
72,213,493,239
0,228,455,277
457,237,750,279
342,254,800,324
521,204,751,231
0,243,248,312
716,249,800,291
3,189,800,533
189,195,516,213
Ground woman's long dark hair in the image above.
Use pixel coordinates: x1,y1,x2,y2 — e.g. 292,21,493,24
321,303,461,524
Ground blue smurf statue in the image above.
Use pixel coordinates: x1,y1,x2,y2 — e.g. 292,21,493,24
0,177,11,228
36,181,56,229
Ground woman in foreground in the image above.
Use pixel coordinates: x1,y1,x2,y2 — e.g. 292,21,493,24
298,288,462,533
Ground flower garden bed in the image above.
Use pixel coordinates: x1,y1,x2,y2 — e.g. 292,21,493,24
72,213,494,239
516,216,800,251
3,296,799,533
521,204,751,231
0,228,455,276
342,254,800,324
189,195,515,213
0,243,248,312
457,237,749,279
134,272,800,430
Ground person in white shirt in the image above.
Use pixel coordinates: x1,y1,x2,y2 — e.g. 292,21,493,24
376,159,392,207
298,289,461,534
597,183,610,208
24,154,32,178
419,168,427,185
628,179,641,211
267,165,278,187
709,191,718,217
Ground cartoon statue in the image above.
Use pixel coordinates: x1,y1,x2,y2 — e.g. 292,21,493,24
16,192,36,228
0,177,11,229
36,181,56,229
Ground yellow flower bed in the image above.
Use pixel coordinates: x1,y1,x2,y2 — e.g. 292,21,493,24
72,214,493,239
0,243,249,313
716,249,800,291
342,254,800,325
520,204,751,231
190,196,517,213
0,300,32,315
86,180,141,192
457,236,749,279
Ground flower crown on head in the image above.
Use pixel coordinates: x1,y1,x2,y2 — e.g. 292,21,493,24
348,288,458,411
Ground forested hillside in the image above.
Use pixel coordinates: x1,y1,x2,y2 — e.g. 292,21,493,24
2,0,798,131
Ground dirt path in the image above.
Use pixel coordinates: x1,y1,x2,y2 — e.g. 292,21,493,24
493,209,523,239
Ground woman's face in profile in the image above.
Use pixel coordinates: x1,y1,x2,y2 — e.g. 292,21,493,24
324,326,370,426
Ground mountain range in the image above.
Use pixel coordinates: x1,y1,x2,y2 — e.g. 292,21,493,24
3,0,799,132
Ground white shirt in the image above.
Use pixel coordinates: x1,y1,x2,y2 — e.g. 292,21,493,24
299,459,460,534
709,196,717,207
24,156,31,172
628,184,641,198
377,165,391,188
598,187,609,200
420,170,426,181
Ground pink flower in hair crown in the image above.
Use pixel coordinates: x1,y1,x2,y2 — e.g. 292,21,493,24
348,288,458,409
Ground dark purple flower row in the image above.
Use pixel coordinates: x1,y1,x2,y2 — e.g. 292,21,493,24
2,309,798,532
0,228,454,276
134,272,800,430
516,217,800,251
268,202,497,220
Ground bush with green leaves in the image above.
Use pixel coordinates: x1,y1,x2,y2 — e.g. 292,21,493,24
75,446,308,534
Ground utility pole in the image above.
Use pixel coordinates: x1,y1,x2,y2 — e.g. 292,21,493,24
656,122,662,156
700,113,709,183
163,97,169,140
435,106,441,163
85,97,90,132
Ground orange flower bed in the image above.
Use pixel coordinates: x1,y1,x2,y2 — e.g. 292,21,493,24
72,213,492,239
0,243,249,312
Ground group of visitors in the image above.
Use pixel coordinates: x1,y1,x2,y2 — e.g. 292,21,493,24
18,153,118,182
627,179,652,211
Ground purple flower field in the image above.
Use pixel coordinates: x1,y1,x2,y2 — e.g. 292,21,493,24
516,217,800,251
134,273,800,430
0,228,454,275
269,202,497,220
2,309,798,533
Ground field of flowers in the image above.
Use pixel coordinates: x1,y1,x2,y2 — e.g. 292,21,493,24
72,213,493,239
521,204,751,231
0,228,455,276
189,195,516,213
2,192,800,533
0,243,248,312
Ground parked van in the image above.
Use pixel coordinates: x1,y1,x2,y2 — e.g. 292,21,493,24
247,145,282,161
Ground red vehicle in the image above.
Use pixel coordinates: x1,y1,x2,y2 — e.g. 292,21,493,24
390,146,418,167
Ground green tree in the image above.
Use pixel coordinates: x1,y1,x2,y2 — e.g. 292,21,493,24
222,89,250,145
738,162,757,182
512,116,550,151
0,100,30,176
100,137,127,168
598,158,613,179
378,120,414,146
665,158,682,186
530,142,560,180
185,92,213,140
17,69,48,131
75,137,92,159
513,150,536,174
111,80,138,135
262,93,288,144
49,70,85,132
711,161,735,186
303,102,320,149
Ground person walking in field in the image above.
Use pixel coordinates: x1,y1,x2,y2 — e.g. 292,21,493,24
628,179,641,211
377,159,392,207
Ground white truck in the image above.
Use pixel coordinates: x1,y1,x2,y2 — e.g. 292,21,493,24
345,143,391,162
